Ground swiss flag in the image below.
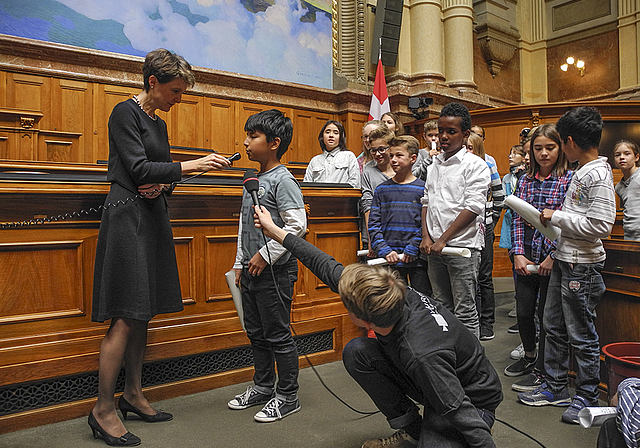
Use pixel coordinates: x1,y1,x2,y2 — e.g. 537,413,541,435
368,56,390,121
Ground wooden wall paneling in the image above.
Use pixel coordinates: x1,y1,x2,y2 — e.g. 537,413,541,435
93,84,137,164
291,109,332,165
0,240,84,325
340,111,368,157
6,73,50,131
174,236,197,306
52,78,92,163
0,71,6,106
204,232,243,316
37,130,82,163
203,96,236,156
165,93,204,149
0,131,8,159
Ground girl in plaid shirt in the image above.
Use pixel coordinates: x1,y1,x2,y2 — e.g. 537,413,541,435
505,124,573,385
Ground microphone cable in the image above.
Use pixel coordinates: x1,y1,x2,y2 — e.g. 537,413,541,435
257,223,379,417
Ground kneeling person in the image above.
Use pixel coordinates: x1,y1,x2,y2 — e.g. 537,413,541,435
253,205,503,448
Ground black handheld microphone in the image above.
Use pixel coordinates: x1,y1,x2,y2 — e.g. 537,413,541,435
227,152,241,164
243,169,260,207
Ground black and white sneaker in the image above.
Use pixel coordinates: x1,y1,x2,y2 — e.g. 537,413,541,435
228,386,274,410
254,397,300,423
512,369,546,392
480,327,495,341
504,356,536,377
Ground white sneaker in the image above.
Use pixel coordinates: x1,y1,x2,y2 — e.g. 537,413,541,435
510,343,524,360
508,306,517,318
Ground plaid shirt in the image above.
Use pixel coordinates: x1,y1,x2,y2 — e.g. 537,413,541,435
510,170,573,263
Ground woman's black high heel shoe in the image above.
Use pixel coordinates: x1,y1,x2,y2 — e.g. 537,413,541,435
88,411,141,446
118,395,173,422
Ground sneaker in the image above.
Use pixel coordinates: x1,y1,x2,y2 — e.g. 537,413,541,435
518,383,571,406
228,386,274,410
561,395,592,424
512,370,546,392
254,397,300,422
361,430,418,448
508,306,517,318
504,356,536,377
508,322,519,334
480,327,495,341
510,343,524,360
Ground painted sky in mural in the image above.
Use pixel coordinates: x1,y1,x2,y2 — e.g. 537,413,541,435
0,0,332,89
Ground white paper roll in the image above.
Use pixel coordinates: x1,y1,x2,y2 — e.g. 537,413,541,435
504,195,561,241
225,270,245,332
356,249,369,257
578,407,617,428
526,264,539,274
441,247,471,258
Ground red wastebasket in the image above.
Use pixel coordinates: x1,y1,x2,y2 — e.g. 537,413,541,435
602,342,640,402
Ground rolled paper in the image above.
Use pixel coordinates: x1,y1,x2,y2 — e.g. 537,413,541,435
504,195,561,241
366,257,390,266
225,270,246,332
527,264,539,274
441,247,471,258
431,141,437,151
578,407,617,428
356,249,369,257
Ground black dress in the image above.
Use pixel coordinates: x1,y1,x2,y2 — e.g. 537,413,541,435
92,99,184,322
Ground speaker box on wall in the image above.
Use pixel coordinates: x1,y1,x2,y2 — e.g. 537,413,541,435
370,0,403,67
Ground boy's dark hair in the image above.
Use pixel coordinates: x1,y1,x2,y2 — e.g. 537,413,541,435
555,106,603,151
318,120,348,152
440,102,472,132
244,109,293,159
389,135,419,156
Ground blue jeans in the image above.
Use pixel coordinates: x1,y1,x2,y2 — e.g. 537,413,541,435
543,260,605,403
343,337,494,448
241,258,299,400
428,250,481,337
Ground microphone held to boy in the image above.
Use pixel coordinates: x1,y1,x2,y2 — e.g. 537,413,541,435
243,169,260,207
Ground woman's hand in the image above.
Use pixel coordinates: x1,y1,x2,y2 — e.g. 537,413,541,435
138,183,168,199
181,152,230,174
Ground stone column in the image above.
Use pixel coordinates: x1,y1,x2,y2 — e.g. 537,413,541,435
517,0,547,104
409,0,445,81
442,0,476,88
618,0,640,94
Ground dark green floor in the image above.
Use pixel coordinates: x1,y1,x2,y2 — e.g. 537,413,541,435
0,279,602,448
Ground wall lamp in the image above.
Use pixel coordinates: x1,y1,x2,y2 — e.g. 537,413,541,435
560,57,585,76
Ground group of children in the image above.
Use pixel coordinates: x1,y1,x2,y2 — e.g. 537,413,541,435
226,102,638,448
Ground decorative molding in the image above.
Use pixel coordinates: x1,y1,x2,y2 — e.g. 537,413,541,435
476,23,520,77
20,117,35,129
333,0,367,87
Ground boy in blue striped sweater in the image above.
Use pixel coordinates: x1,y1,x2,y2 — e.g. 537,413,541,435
368,135,431,296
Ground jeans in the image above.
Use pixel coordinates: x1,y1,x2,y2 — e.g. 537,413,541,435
476,222,496,331
543,260,605,403
241,258,299,400
428,250,481,337
393,265,432,297
343,337,494,448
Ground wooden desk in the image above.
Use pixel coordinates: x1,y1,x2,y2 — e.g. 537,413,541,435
0,161,362,433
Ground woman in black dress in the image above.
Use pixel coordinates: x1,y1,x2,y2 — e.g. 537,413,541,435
89,49,230,446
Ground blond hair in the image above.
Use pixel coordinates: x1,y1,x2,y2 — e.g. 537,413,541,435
338,264,406,327
467,132,485,158
368,125,395,145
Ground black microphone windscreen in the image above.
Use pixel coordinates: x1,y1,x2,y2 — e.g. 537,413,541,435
243,169,259,193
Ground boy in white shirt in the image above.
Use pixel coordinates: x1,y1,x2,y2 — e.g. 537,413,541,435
420,103,491,338
518,106,616,425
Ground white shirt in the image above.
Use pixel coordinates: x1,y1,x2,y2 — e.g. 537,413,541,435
304,149,361,188
421,147,491,250
551,156,616,264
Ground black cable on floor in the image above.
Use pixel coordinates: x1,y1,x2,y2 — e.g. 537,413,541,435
496,417,547,447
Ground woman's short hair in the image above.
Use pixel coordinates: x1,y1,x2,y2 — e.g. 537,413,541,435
318,120,348,152
143,48,196,92
527,123,569,177
338,264,406,328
